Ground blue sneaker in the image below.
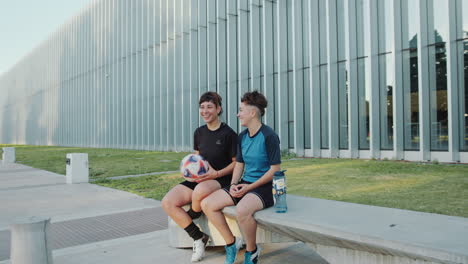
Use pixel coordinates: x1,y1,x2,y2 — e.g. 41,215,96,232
243,245,261,264
224,237,243,264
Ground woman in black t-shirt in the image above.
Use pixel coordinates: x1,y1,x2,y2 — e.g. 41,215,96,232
162,91,238,262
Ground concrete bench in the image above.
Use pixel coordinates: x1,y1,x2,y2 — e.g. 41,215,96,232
169,195,468,264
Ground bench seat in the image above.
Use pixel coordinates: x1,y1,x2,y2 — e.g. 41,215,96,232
169,195,468,264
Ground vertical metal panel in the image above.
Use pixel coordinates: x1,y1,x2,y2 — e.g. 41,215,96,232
308,0,322,156
182,0,191,150
147,0,155,150
227,0,239,131
263,0,275,129
161,0,168,150
199,0,208,95
250,0,261,91
367,0,381,158
154,0,162,150
292,0,304,156
418,0,432,160
174,0,183,150
142,0,149,149
125,0,131,148
207,0,217,92
238,0,250,95
276,0,289,150
217,0,228,121
191,0,200,142
167,0,175,150
447,0,461,161
327,0,339,157
393,0,404,159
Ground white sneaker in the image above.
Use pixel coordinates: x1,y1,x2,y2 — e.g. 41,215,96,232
191,234,209,262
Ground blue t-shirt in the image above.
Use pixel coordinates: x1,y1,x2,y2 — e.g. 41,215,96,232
236,124,281,183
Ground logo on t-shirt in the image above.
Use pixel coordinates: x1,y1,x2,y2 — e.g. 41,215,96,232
216,139,222,145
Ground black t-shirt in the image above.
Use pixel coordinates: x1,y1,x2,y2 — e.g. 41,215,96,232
194,123,238,177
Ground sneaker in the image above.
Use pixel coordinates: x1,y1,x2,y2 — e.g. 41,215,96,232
243,245,261,264
191,234,209,262
224,237,244,264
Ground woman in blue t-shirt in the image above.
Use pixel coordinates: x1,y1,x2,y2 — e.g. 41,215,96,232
202,91,281,264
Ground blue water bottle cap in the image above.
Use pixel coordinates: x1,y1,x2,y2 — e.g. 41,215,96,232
274,170,286,176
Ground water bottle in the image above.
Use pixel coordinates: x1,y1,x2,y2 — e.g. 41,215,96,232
273,170,287,213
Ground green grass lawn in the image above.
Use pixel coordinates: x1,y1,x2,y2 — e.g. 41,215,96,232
0,144,189,179
2,144,468,217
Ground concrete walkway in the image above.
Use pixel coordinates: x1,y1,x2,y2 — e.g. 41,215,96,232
0,162,327,263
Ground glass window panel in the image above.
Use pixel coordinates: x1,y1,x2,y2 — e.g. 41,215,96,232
304,69,311,149
461,1,468,151
320,66,329,149
356,0,366,57
358,58,370,149
380,54,394,150
429,3,449,151
379,0,393,52
337,0,346,61
338,62,348,149
319,1,328,64
430,43,449,150
433,0,449,44
362,0,371,56
403,49,420,150
288,72,294,148
407,0,419,49
463,40,468,151
464,0,468,33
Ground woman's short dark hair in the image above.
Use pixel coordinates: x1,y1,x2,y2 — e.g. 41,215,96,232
241,91,268,117
199,91,223,116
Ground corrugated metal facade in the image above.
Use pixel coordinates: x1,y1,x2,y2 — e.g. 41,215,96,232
0,0,467,162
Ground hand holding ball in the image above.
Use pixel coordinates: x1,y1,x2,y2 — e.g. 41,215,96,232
180,154,209,182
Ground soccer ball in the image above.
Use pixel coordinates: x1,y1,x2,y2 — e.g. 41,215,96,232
180,154,209,182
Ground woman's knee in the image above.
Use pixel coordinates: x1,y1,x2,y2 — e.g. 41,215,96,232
161,195,172,211
162,185,193,211
193,182,219,201
200,198,211,211
192,188,207,202
201,196,221,212
236,206,252,221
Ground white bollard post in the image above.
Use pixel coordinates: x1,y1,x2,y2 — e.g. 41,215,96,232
2,147,16,163
10,217,53,264
66,153,89,184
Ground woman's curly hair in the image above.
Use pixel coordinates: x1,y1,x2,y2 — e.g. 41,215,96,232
241,91,268,117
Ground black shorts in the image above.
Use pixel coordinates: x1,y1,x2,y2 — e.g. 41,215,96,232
180,175,232,190
222,180,274,209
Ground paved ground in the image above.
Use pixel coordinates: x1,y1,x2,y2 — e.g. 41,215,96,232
0,161,327,263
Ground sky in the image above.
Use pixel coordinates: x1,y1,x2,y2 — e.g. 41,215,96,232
0,0,92,75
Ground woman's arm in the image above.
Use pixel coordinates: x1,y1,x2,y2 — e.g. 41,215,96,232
230,161,244,184
231,164,280,197
195,157,237,182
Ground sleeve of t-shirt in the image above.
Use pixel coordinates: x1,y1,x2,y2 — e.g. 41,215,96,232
236,133,244,163
266,133,281,165
228,131,238,158
193,129,200,151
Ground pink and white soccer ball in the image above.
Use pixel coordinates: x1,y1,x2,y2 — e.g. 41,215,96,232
180,154,209,182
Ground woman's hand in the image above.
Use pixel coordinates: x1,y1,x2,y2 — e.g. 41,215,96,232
194,162,218,183
230,183,250,198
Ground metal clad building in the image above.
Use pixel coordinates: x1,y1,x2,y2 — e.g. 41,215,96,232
0,0,467,162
